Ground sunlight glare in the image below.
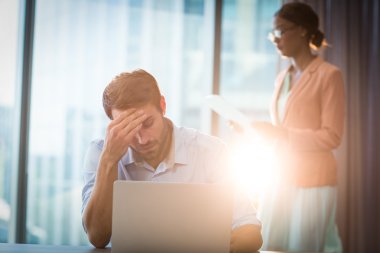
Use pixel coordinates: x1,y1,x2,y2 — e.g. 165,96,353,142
230,137,278,200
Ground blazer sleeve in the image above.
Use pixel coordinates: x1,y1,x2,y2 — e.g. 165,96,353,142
287,68,345,151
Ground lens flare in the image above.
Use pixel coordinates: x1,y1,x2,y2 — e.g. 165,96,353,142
229,136,278,202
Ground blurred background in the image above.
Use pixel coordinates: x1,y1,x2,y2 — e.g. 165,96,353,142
0,0,379,252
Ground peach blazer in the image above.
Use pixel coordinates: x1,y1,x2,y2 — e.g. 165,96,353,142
271,57,345,187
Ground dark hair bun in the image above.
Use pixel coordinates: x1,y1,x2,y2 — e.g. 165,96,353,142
311,30,325,48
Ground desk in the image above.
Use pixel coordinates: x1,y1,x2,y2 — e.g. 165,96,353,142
0,243,295,253
0,243,111,253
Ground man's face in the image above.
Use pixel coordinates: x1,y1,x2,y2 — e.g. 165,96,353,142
111,103,167,163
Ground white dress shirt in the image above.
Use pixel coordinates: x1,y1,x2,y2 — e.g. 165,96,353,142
82,122,261,230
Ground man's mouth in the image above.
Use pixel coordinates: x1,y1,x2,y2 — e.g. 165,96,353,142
138,143,156,152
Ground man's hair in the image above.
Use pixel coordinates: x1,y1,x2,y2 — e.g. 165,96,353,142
102,69,162,119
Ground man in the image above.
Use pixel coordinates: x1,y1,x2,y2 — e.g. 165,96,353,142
81,69,263,252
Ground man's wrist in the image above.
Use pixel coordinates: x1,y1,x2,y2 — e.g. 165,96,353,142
98,151,119,177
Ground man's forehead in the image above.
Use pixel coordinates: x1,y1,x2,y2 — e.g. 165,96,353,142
111,104,158,118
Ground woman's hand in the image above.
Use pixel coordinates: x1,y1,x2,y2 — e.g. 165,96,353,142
228,120,245,134
251,121,288,141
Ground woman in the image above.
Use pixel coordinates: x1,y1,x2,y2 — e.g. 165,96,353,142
253,2,345,252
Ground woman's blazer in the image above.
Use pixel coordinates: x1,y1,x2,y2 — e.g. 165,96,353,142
270,57,345,187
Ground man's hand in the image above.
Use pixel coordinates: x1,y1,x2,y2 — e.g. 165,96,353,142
230,224,263,253
102,109,147,166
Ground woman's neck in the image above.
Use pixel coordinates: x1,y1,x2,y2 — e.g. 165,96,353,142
290,51,316,72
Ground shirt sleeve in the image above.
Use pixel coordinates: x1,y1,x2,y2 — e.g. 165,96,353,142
81,139,103,216
231,189,261,229
211,141,261,229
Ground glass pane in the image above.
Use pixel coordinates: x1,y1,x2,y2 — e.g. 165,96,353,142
27,0,214,245
0,0,23,243
219,0,281,198
220,0,280,123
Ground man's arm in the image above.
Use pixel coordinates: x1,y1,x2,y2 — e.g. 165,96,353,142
82,109,146,248
230,224,263,253
82,153,118,248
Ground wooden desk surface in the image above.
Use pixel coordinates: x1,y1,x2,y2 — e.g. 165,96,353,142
0,243,110,253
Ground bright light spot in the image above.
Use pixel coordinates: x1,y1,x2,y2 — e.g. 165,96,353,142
230,136,279,201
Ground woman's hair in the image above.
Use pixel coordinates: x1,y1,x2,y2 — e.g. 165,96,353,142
102,69,162,119
275,2,325,48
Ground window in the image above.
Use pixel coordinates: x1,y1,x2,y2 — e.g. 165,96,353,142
26,0,215,245
1,0,281,245
0,0,23,243
220,0,280,137
219,0,281,200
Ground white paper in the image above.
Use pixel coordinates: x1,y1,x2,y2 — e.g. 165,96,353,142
204,95,253,134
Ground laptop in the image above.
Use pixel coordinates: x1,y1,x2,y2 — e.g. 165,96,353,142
111,180,233,253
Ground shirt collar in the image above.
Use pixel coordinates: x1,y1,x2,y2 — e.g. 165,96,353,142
169,122,188,166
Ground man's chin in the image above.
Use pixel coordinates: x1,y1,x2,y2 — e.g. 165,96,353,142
137,149,159,161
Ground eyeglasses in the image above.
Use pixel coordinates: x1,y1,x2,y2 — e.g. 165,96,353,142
268,25,298,42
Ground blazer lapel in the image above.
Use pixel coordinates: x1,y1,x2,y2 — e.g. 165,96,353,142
281,57,324,124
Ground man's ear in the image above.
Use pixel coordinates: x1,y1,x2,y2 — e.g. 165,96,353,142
160,96,166,115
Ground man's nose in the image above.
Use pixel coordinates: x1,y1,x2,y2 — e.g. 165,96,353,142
136,131,148,145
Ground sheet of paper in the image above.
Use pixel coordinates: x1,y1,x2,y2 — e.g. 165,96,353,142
204,95,253,134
